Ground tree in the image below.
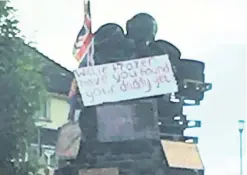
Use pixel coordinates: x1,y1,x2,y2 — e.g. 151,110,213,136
0,1,46,174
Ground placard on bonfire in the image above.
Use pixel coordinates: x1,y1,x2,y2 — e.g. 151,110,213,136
74,54,178,106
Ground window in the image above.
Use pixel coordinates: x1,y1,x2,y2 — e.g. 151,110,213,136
35,98,51,121
42,100,51,120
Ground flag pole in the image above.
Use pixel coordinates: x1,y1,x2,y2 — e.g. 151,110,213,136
84,0,95,67
84,0,90,67
68,0,94,121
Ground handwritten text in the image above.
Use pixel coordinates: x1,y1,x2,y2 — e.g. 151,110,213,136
74,54,178,106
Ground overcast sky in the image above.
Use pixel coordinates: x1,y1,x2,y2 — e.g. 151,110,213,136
12,0,246,174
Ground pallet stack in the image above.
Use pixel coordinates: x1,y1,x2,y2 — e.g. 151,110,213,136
54,13,212,175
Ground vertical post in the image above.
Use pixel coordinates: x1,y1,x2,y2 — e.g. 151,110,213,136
37,126,42,157
238,120,245,175
240,130,243,175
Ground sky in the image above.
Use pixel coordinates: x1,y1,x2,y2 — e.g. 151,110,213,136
12,0,246,174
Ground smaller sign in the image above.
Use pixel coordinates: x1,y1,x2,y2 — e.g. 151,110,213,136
56,121,82,160
74,54,178,106
161,140,204,170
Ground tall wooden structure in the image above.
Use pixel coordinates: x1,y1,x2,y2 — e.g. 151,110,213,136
55,13,212,175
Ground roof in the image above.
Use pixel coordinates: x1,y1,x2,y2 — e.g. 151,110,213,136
26,44,73,94
161,140,204,170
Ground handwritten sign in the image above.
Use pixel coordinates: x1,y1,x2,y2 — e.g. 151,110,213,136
74,54,178,106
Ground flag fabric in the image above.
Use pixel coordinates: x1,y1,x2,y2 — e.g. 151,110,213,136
68,79,77,104
72,0,94,66
79,37,95,67
68,0,94,121
68,79,78,120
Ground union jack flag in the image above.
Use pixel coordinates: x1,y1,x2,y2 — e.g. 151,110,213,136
72,0,94,66
68,0,94,121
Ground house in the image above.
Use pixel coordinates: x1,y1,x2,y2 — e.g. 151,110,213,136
26,46,74,169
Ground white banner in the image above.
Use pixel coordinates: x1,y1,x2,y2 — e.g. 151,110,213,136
74,54,178,106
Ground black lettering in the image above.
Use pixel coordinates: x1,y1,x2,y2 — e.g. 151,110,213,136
83,80,91,86
102,66,108,74
120,71,128,79
110,85,115,92
129,71,137,78
119,78,152,93
148,57,154,66
156,67,164,74
154,74,171,88
141,59,147,67
132,79,141,89
140,68,153,76
100,75,108,84
154,75,160,88
81,78,100,86
86,91,94,102
112,73,120,83
145,78,152,92
103,85,115,94
112,62,123,71
73,70,80,77
139,77,147,86
134,60,139,69
163,74,171,82
95,78,100,85
86,86,115,103
81,68,87,76
120,81,127,92
84,67,92,76
102,87,112,95
91,67,97,76
74,69,84,77
138,77,152,92
163,63,170,73
126,62,133,70
94,88,101,96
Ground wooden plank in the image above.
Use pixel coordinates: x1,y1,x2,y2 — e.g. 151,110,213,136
161,140,204,170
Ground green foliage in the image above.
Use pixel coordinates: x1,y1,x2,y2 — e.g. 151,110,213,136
0,1,47,174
